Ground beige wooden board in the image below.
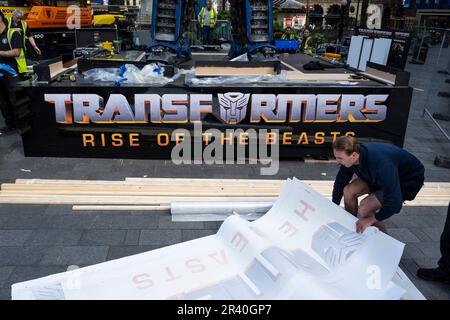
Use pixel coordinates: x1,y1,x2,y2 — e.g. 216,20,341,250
72,205,170,211
195,66,276,77
0,190,279,197
364,67,396,85
0,195,278,205
0,196,447,206
12,178,450,187
286,71,364,82
2,185,448,197
48,61,64,77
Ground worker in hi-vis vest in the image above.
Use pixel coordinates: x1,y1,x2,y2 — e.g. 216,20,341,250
0,11,21,134
7,10,41,76
198,0,217,45
300,28,313,54
281,27,296,40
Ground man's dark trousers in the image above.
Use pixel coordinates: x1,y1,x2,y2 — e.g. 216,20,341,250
0,76,18,128
438,202,450,274
202,26,213,45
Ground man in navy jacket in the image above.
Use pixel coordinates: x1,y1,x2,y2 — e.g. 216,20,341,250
332,136,425,234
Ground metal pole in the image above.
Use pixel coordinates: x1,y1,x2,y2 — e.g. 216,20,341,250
423,108,450,141
338,3,345,43
415,35,424,62
355,0,360,30
436,29,447,64
306,0,310,28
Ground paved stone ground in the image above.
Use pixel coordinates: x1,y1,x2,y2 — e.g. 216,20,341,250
0,46,449,300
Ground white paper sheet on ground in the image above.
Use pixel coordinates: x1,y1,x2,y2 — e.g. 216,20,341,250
12,178,424,300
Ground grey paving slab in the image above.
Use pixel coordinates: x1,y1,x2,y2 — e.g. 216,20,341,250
139,230,182,246
427,215,447,227
421,227,444,242
39,246,109,266
124,230,141,245
0,267,14,288
107,245,162,261
203,222,221,230
409,228,433,242
2,214,52,230
91,213,159,229
79,230,127,246
0,289,10,300
158,215,205,230
388,215,436,229
0,230,33,246
181,229,218,242
3,266,67,289
0,215,9,228
403,206,445,216
44,205,77,216
25,229,83,246
110,215,160,229
388,228,421,243
432,206,450,216
0,205,49,216
413,257,440,269
402,243,427,260
0,246,49,266
415,242,443,259
45,215,96,230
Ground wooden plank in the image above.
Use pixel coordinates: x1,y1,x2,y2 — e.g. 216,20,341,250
0,194,281,202
9,183,289,190
195,66,276,77
0,195,448,206
286,71,362,82
14,178,288,186
0,189,281,197
72,205,171,211
15,178,449,191
2,185,448,199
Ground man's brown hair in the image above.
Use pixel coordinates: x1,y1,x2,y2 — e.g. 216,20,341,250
332,136,360,155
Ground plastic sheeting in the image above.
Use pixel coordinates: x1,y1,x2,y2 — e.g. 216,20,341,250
0,63,17,77
184,69,289,86
11,178,425,300
171,201,273,222
83,64,179,86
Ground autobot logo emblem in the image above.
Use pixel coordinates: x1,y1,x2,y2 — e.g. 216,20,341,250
218,92,250,124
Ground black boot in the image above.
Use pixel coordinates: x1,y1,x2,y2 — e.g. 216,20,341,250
417,267,450,283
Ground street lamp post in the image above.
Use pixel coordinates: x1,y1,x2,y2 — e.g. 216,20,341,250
306,0,310,28
355,0,361,30
338,0,348,44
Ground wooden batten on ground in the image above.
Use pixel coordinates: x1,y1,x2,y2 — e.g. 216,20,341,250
0,178,448,208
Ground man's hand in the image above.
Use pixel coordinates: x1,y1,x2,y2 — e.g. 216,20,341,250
34,47,41,55
356,216,377,234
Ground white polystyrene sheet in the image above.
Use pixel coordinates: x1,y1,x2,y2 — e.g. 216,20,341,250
370,38,392,66
11,178,425,300
347,36,375,71
347,36,365,70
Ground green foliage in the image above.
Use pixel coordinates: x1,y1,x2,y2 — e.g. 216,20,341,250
217,11,231,21
273,21,283,33
311,32,326,46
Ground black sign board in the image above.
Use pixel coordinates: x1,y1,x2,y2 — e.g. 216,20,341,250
357,28,412,71
21,83,413,160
